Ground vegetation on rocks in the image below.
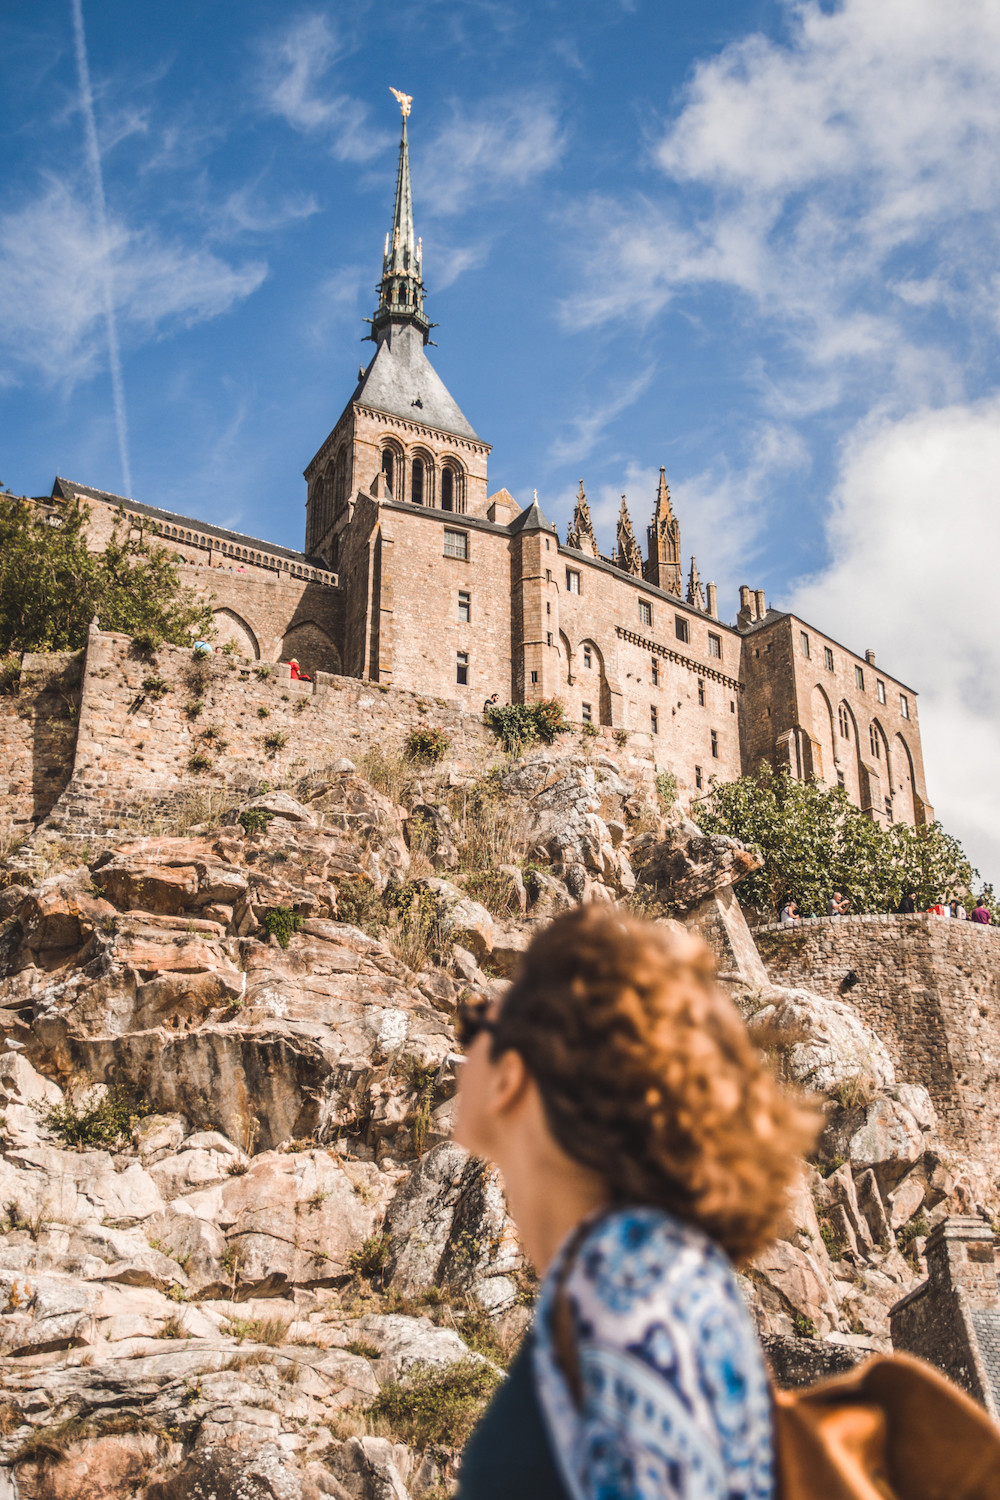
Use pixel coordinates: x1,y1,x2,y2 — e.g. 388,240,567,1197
368,1359,501,1452
484,697,569,753
40,1084,147,1149
262,905,305,948
0,497,213,653
696,764,986,916
405,726,451,763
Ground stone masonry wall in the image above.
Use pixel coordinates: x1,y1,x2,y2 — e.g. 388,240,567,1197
42,631,504,833
1,653,83,830
755,915,1000,1165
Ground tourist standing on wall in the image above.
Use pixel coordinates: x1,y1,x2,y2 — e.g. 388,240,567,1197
971,900,992,924
780,901,801,927
827,891,849,915
897,891,916,914
453,907,818,1500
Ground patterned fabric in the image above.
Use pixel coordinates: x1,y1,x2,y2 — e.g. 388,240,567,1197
532,1207,773,1500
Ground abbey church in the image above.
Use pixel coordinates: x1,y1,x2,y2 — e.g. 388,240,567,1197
36,100,932,828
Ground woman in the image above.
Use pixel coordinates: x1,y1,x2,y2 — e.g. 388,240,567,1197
453,905,818,1500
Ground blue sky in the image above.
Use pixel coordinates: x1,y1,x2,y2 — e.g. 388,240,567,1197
3,0,1000,884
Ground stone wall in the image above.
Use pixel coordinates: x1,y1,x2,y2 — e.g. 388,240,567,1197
755,914,1000,1164
1,653,83,830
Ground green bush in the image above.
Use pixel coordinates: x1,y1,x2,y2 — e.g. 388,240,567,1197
348,1231,392,1285
582,721,600,738
185,698,204,719
336,878,386,934
263,906,304,948
141,674,170,701
485,698,570,754
256,706,270,719
40,1084,147,1149
405,726,451,764
264,730,289,753
655,771,678,811
238,808,275,837
0,653,21,696
188,752,213,773
368,1359,501,1451
612,728,630,748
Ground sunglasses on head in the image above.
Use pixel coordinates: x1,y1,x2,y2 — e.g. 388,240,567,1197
456,998,498,1051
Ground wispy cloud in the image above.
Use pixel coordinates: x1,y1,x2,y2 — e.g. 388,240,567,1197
419,93,567,216
549,366,655,465
258,14,389,164
0,180,266,389
71,0,132,494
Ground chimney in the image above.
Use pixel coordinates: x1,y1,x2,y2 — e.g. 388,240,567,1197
754,589,767,619
706,582,718,620
737,585,755,630
865,649,876,665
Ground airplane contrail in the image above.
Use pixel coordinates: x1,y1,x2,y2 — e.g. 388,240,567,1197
70,0,132,498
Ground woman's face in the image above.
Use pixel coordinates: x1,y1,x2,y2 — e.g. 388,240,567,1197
452,1006,502,1160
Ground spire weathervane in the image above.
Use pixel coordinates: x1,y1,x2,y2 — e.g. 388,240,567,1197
389,87,413,118
368,88,432,344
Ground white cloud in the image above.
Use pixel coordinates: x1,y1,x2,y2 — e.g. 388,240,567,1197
258,14,388,164
0,180,266,388
419,94,566,216
566,0,1000,410
791,399,1000,885
549,367,655,465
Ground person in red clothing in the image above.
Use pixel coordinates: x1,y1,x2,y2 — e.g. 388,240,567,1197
288,658,312,682
971,900,992,924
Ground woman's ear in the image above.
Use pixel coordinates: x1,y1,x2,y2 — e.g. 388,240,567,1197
491,1047,531,1117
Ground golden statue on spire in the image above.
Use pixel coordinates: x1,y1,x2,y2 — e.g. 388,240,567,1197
389,87,413,118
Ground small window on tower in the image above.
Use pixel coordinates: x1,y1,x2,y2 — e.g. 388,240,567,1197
381,448,395,496
530,670,538,684
651,659,659,686
458,590,471,623
443,529,468,560
547,632,553,646
411,458,425,505
697,680,705,707
800,631,811,657
837,770,845,789
583,646,592,669
675,616,690,644
441,468,454,512
456,652,469,686
546,601,551,615
708,633,722,659
824,647,834,671
877,679,886,704
695,766,704,790
855,665,865,690
839,705,850,738
566,569,581,594
900,694,910,719
582,703,593,724
869,724,881,759
650,706,659,735
639,600,653,627
711,729,719,758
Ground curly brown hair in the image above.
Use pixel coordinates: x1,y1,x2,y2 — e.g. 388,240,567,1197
490,904,820,1264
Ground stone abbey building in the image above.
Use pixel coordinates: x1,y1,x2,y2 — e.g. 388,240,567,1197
37,100,931,828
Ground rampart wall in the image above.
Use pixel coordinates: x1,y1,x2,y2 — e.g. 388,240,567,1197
2,653,83,829
755,915,1000,1165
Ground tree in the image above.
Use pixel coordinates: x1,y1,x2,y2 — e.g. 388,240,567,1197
695,765,981,917
0,498,214,655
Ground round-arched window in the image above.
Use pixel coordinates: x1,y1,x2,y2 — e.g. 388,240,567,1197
412,457,425,505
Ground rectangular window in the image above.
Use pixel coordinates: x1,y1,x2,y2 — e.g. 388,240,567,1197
837,770,845,789
900,693,909,719
650,706,659,735
458,590,471,623
639,599,652,627
546,601,551,615
582,702,593,724
530,670,538,684
730,700,735,713
675,616,690,644
651,659,659,686
885,797,893,823
855,664,865,690
566,569,581,594
546,569,552,583
443,528,468,560
697,680,705,707
546,631,553,646
877,679,886,704
583,646,592,669
711,729,719,758
456,651,468,686
695,765,703,790
708,633,722,659
824,646,834,671
800,631,811,658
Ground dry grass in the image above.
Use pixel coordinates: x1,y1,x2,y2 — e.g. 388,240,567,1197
222,1315,291,1346
358,745,413,806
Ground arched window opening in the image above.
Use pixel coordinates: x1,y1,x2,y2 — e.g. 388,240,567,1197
838,705,850,739
382,448,395,496
870,724,881,759
412,458,425,505
441,467,454,512
335,449,348,515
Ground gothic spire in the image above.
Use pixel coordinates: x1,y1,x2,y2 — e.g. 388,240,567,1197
616,496,643,577
686,555,706,612
370,90,431,345
644,465,682,596
566,479,599,556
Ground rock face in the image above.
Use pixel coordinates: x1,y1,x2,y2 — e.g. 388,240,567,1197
0,742,993,1498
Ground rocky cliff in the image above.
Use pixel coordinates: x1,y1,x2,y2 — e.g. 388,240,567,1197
0,737,995,1499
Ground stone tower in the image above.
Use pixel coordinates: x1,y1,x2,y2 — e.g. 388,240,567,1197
303,93,490,569
644,467,682,596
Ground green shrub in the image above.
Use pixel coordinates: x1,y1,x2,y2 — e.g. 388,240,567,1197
40,1084,147,1149
199,724,228,746
238,808,275,837
222,1316,290,1345
264,730,289,753
655,771,678,811
348,1231,392,1285
185,698,204,719
257,706,270,719
0,653,21,696
612,728,630,748
263,906,304,948
793,1314,816,1339
253,665,274,681
141,674,171,701
336,878,386,934
484,698,570,754
220,640,239,657
369,1360,501,1451
188,752,213,773
406,726,451,764
582,721,600,738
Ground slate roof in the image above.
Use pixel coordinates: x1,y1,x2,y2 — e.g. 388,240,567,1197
52,478,328,570
351,323,481,441
971,1310,1000,1414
